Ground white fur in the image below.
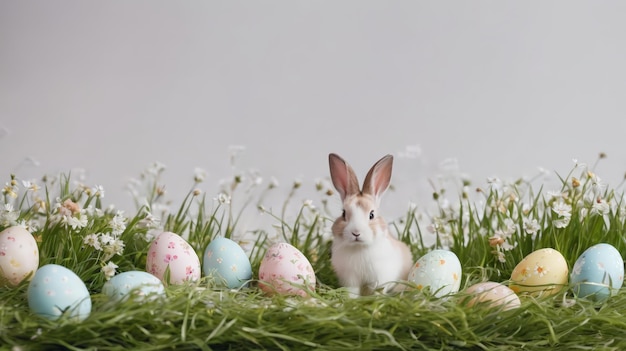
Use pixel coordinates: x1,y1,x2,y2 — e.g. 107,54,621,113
328,153,413,297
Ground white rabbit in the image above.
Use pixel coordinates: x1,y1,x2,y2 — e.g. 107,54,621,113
328,153,413,296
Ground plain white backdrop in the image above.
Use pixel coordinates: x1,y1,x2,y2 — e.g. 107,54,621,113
2,1,626,230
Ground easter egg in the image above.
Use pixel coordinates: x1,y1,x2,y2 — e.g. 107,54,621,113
408,249,462,297
510,248,568,296
258,242,315,297
0,226,39,287
570,243,624,302
27,264,91,321
146,231,201,285
203,237,252,289
102,271,165,302
465,281,521,311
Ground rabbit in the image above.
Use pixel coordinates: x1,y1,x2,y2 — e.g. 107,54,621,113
328,153,413,296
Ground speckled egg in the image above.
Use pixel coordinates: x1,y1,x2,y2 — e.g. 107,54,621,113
510,248,569,296
203,237,252,289
102,271,165,302
408,249,462,297
0,226,39,287
258,242,315,297
465,281,521,311
570,243,624,302
146,231,201,285
27,264,91,321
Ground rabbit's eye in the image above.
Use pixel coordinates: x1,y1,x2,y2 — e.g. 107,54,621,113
342,210,346,220
369,210,374,220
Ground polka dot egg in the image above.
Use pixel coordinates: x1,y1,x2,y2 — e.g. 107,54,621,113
102,271,165,302
203,237,252,289
408,249,462,297
27,264,91,321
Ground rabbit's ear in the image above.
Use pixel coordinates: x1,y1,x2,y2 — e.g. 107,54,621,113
329,153,360,201
362,154,393,201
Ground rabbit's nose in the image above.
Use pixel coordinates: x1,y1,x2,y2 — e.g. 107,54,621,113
351,232,360,238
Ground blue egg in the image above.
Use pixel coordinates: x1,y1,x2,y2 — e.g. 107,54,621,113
571,243,624,302
203,237,252,289
27,264,92,321
102,271,165,302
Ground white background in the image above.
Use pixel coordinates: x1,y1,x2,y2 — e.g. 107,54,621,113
2,1,626,229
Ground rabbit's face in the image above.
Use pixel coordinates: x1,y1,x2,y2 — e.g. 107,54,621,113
333,194,386,246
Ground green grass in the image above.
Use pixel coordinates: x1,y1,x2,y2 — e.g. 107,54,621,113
2,156,626,350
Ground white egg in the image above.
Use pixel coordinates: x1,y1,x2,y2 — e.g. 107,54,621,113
0,226,39,287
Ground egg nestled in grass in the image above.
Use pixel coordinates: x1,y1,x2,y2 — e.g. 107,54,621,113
27,264,91,321
570,243,624,302
509,248,568,297
203,237,252,289
0,226,39,287
258,242,315,297
146,231,201,285
407,249,462,297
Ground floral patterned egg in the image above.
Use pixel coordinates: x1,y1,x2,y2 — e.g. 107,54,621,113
203,237,252,289
509,248,568,296
408,249,462,297
258,242,315,297
27,264,91,321
146,231,201,285
0,226,39,287
570,243,624,302
464,281,521,311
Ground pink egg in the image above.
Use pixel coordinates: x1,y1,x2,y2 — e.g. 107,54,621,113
146,231,201,285
258,243,316,297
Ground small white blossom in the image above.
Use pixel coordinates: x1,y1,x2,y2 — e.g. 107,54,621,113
217,193,231,205
523,218,540,235
102,261,118,280
83,233,102,250
110,211,127,236
591,200,610,216
552,201,572,218
194,167,207,183
92,185,105,198
553,216,571,229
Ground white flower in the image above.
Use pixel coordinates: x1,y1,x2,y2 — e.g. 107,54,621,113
99,233,114,246
102,261,118,280
217,193,231,205
487,177,502,193
110,211,127,236
0,203,18,226
523,218,540,235
546,190,564,200
303,199,315,209
92,185,105,198
553,216,571,229
66,215,88,230
83,233,102,250
552,201,572,218
591,200,610,216
194,167,207,183
268,176,279,189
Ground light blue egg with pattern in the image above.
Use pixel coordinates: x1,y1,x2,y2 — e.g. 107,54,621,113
203,237,252,289
27,264,91,321
571,243,624,302
103,271,165,302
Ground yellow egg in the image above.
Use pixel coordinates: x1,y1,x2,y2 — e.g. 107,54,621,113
509,248,568,297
